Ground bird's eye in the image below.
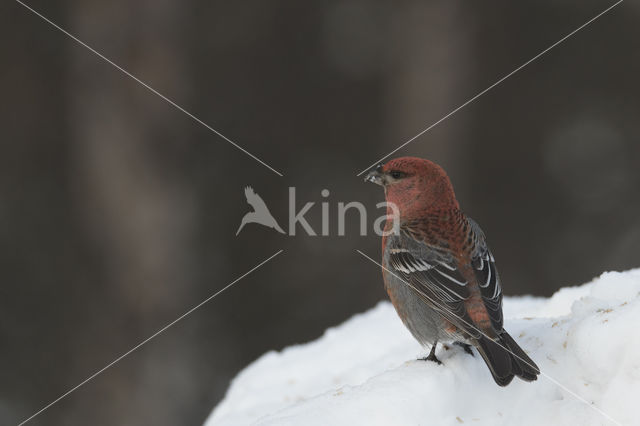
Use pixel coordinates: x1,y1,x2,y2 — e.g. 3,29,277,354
389,170,406,179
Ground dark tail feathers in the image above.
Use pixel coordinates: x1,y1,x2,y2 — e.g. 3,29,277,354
476,331,540,387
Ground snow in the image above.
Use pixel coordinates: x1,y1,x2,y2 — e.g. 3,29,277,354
205,269,640,426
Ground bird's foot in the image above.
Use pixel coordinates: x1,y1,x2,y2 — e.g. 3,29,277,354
418,344,442,364
454,341,474,357
420,352,442,364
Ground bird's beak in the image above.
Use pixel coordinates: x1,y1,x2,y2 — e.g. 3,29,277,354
364,163,385,186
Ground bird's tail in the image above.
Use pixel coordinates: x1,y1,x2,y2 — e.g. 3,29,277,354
476,331,540,387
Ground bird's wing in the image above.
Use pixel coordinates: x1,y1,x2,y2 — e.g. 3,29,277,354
387,219,504,338
468,217,504,331
386,232,480,338
244,186,269,212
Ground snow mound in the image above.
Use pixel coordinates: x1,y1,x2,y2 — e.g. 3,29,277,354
205,270,640,426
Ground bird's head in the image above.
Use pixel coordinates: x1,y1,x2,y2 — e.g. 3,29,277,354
365,156,459,217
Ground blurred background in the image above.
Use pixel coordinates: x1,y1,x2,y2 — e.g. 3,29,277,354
1,0,639,424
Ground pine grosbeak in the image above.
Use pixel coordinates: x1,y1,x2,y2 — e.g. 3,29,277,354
366,156,539,386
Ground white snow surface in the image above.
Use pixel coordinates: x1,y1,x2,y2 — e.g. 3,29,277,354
206,269,640,426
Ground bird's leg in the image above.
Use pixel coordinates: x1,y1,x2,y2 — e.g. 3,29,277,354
419,342,441,364
454,341,474,357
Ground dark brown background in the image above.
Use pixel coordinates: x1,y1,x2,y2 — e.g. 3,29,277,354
1,0,639,425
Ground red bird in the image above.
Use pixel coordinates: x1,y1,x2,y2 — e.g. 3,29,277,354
365,156,539,386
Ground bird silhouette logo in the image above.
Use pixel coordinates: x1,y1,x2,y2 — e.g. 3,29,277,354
236,186,285,236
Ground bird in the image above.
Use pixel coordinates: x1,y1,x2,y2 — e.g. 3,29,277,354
365,156,539,386
236,186,285,236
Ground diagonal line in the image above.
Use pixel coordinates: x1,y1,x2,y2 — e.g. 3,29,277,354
15,0,284,177
356,0,624,176
356,249,622,426
17,249,284,426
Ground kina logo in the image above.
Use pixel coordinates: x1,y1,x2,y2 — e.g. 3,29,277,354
236,186,285,235
236,186,400,237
